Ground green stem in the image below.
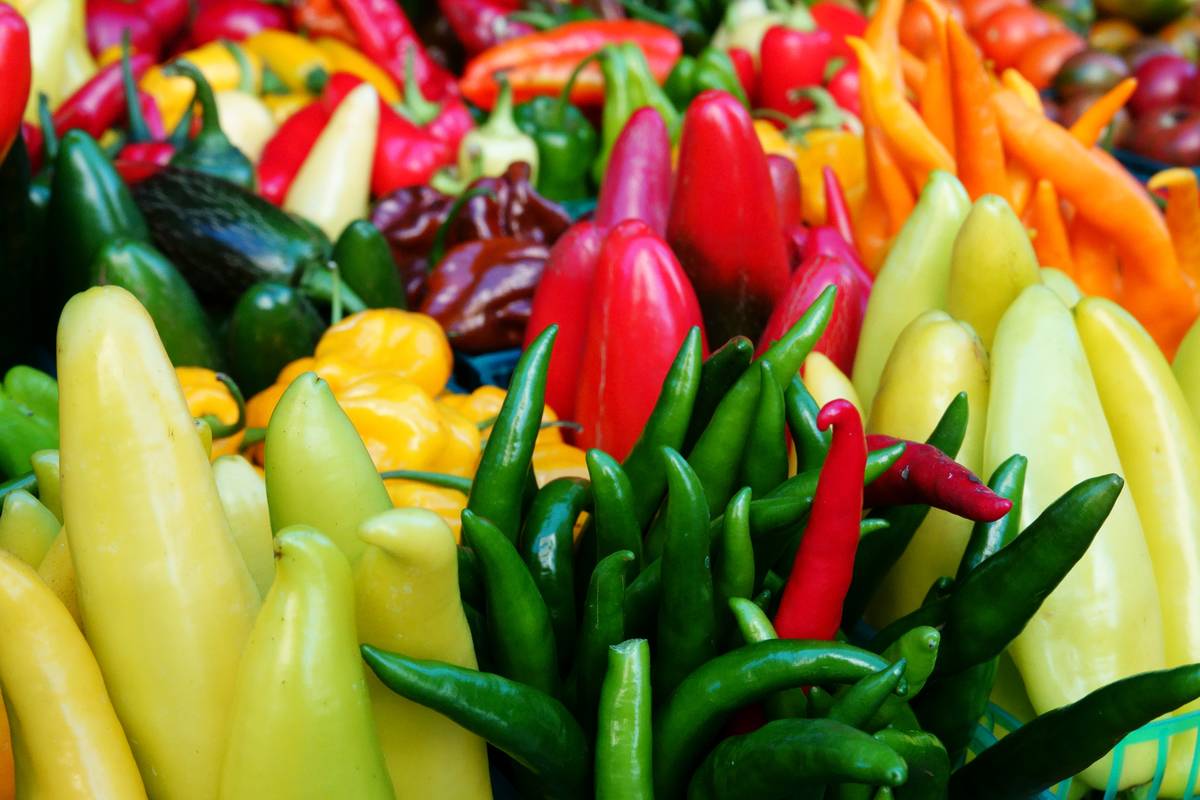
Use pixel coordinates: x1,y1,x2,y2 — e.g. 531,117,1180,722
429,186,496,268
199,373,247,440
121,31,153,143
37,94,57,161
377,469,473,494
164,60,223,138
398,44,442,126
0,472,37,504
555,51,603,129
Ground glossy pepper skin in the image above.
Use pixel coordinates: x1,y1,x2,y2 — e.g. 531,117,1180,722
514,94,598,202
594,43,680,184
0,364,58,480
669,90,789,344
50,51,154,142
256,100,326,205
760,24,838,118
665,46,749,109
58,286,260,800
0,4,30,164
333,219,406,309
594,107,672,235
334,0,454,100
437,0,530,54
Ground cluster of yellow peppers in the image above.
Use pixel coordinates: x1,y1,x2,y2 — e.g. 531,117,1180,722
855,170,1200,795
180,307,587,539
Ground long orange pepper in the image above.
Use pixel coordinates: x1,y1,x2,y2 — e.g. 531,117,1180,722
1069,78,1137,148
1028,179,1075,275
866,0,905,87
849,37,955,188
1148,169,1200,286
902,48,928,91
946,17,1006,200
916,0,954,159
861,87,916,235
1071,217,1121,300
992,88,1197,351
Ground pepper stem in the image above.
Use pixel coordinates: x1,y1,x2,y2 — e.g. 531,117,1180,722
169,102,195,147
485,73,520,136
790,86,863,136
328,261,343,324
555,51,602,129
398,43,441,126
199,373,247,440
36,93,58,162
429,185,496,268
164,60,224,138
121,31,153,144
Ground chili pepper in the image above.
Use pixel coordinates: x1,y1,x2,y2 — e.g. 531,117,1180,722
49,50,152,143
161,60,254,189
595,106,671,235
765,155,802,229
952,663,1200,799
293,0,356,46
334,0,453,100
189,0,288,48
656,447,716,698
829,660,909,729
362,646,590,798
760,25,837,119
783,376,828,472
853,171,970,411
596,639,652,800
49,129,149,299
520,477,589,668
224,282,324,395
1149,169,1200,287
456,76,539,186
331,219,405,310
0,5,29,163
437,0,529,55
714,488,755,630
586,450,643,570
468,325,555,542
241,30,329,94
682,336,754,454
864,435,1009,522
654,639,892,800
85,0,162,62
773,399,864,642
58,286,259,799
513,87,598,202
943,18,1005,200
571,549,633,729
665,45,748,109
459,20,682,109
140,40,262,133
670,90,789,344
738,361,787,497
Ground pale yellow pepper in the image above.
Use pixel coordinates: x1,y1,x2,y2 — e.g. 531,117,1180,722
263,92,312,124
58,286,260,800
213,455,275,597
0,549,146,799
59,0,95,101
1077,297,1200,797
214,90,277,163
1172,314,1200,426
219,527,394,800
866,310,989,626
28,450,59,522
803,351,864,420
36,529,78,627
355,509,491,799
22,0,71,121
1040,266,1084,308
0,490,58,567
986,285,1165,789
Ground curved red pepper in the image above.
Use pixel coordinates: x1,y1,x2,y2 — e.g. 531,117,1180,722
256,102,328,205
86,0,163,58
595,107,671,235
0,4,30,164
668,90,789,344
188,0,288,47
334,0,455,100
52,52,154,140
767,153,803,228
774,399,865,641
437,0,532,55
575,220,706,460
864,434,1013,522
822,165,855,246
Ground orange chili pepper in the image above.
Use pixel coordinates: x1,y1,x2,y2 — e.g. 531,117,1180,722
1028,179,1075,276
860,84,916,236
854,191,894,274
1069,77,1137,148
1148,168,1200,286
915,0,955,159
1001,68,1044,113
946,16,1007,200
849,37,955,188
293,0,358,46
1071,217,1121,300
1005,162,1034,219
866,0,905,87
901,47,928,91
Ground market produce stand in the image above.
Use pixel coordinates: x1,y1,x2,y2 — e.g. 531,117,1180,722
4,0,1200,798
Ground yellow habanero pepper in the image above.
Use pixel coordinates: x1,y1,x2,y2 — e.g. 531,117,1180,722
355,509,491,799
0,549,147,799
58,286,260,800
337,372,448,472
177,366,243,458
753,118,867,229
384,481,468,539
314,36,401,103
314,309,454,397
141,41,263,132
0,490,58,567
243,30,332,94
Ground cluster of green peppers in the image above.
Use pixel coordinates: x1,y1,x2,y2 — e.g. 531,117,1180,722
348,290,1200,799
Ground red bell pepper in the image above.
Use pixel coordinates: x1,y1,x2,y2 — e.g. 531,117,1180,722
575,220,706,460
760,25,839,119
728,47,757,106
595,106,672,235
524,222,603,420
774,399,865,641
334,0,456,100
86,0,163,58
437,0,532,55
256,102,327,205
0,3,30,164
458,20,682,109
51,52,154,140
811,1,868,61
668,90,790,344
864,434,1013,522
766,153,803,228
188,0,288,47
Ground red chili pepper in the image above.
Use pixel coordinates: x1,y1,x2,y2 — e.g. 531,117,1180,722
292,0,357,46
333,0,456,100
760,25,839,119
811,1,868,60
728,46,757,106
774,399,866,641
574,220,706,459
256,102,328,205
116,48,175,165
767,154,803,228
51,52,154,140
595,107,672,235
119,141,174,166
458,20,682,109
822,166,855,246
21,123,41,172
86,0,164,58
189,0,288,47
864,434,1013,522
667,90,790,344
437,0,532,55
0,3,30,164
524,222,603,421
143,0,190,45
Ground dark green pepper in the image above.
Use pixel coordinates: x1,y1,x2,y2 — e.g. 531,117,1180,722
664,47,749,109
738,361,788,497
92,239,224,369
225,282,325,395
569,549,633,731
585,449,643,572
873,728,949,800
682,335,754,455
513,89,598,202
332,219,406,309
164,60,255,189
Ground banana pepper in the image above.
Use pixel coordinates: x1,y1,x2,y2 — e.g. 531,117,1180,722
0,489,58,567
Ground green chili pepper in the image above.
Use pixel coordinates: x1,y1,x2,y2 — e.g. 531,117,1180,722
456,545,484,609
882,627,940,700
869,596,949,655
585,450,643,571
361,646,590,800
164,61,255,189
954,454,1027,579
654,639,892,799
786,375,831,472
623,327,703,528
513,63,599,202
623,558,661,640
468,324,556,543
595,639,653,800
593,43,681,184
655,447,717,698
461,509,559,698
714,488,755,625
520,477,590,669
570,549,633,731
332,220,406,309
462,602,489,671
664,46,749,109
728,597,807,720
738,361,787,497
682,335,753,454
949,663,1200,800
225,282,326,396
873,728,949,800
50,130,150,299
829,661,909,730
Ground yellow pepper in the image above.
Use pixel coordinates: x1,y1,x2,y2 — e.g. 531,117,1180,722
141,41,263,132
58,286,260,800
28,450,60,521
219,527,393,799
384,481,468,539
354,509,491,799
0,490,58,567
213,455,275,597
317,309,453,396
1173,314,1200,425
177,366,243,458
243,29,332,94
339,373,449,471
0,549,146,799
429,403,483,477
802,351,864,420
36,529,79,627
59,0,95,100
22,0,71,121
1041,266,1084,308
314,36,401,103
